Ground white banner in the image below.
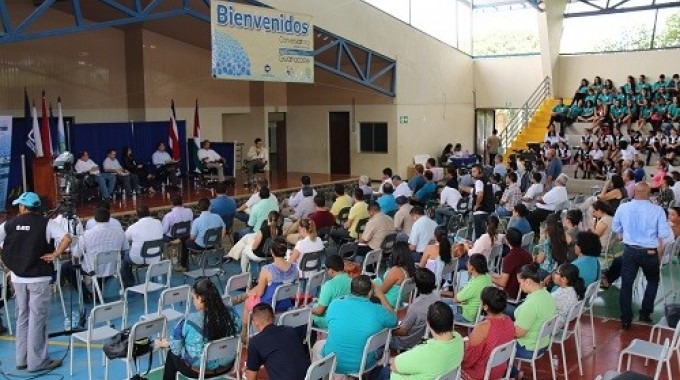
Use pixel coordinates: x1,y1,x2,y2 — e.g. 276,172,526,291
0,116,12,211
211,1,314,83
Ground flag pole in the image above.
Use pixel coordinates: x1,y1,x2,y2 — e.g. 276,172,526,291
21,154,27,191
66,121,71,151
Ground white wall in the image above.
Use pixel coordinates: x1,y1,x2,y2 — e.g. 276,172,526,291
473,55,544,108
557,49,680,98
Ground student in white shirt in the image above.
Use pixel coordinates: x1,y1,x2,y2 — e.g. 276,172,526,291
198,140,226,182
392,175,413,198
522,172,544,207
151,142,180,186
434,179,462,225
75,151,116,199
375,168,394,196
122,205,164,287
245,137,268,185
103,148,140,195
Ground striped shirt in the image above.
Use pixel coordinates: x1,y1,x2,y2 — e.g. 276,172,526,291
78,223,129,276
162,206,194,236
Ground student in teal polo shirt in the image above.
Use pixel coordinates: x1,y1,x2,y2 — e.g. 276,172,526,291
610,99,626,128
549,98,570,134
637,74,650,93
584,88,597,105
637,99,654,131
577,100,596,123
653,74,668,93
597,88,614,105
623,99,637,134
636,88,651,106
311,254,352,329
567,99,584,126
316,275,397,375
671,97,680,122
622,75,636,94
573,78,589,103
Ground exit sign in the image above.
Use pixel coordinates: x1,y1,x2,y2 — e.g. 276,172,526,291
399,116,409,124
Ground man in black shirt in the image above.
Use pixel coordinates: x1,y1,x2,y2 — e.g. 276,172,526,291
246,303,310,380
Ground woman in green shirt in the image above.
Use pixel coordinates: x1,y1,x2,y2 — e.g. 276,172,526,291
445,253,492,323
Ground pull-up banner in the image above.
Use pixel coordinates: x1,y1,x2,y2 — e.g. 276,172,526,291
0,116,12,211
211,1,314,83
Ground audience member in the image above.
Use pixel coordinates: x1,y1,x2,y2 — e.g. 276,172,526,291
287,219,324,278
496,172,521,217
240,186,278,240
527,173,569,234
311,255,352,329
330,188,369,243
357,202,395,257
468,164,495,239
227,211,282,273
394,196,415,241
408,206,437,262
551,263,585,328
413,170,436,204
376,182,398,215
492,228,532,300
122,204,164,287
507,203,532,236
330,183,353,218
460,215,502,259
445,253,492,323
408,164,426,193
161,195,194,271
572,231,602,288
522,172,544,207
435,178,462,225
419,227,453,284
392,175,413,198
378,242,416,308
391,268,441,350
234,180,271,223
536,213,568,281
209,182,237,230
84,200,122,230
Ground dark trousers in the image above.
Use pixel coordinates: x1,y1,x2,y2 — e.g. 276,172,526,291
473,213,489,240
619,245,660,323
488,153,497,166
163,350,230,380
527,208,552,235
184,240,204,268
234,211,249,223
604,256,623,284
330,228,351,244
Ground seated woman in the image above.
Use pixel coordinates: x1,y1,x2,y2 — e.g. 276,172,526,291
591,200,614,250
444,253,492,323
597,175,626,213
651,159,669,191
121,146,156,193
287,219,325,278
577,100,595,123
232,237,299,340
377,241,416,308
159,279,241,380
458,215,502,260
551,263,585,328
572,231,602,288
563,209,583,261
657,175,675,207
461,287,515,380
419,226,453,285
511,263,557,377
391,268,441,351
440,143,454,165
536,213,568,282
226,211,282,273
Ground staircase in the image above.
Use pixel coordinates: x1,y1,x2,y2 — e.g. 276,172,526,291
504,99,555,154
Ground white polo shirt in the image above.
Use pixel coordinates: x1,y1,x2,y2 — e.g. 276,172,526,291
198,148,222,163
125,217,164,264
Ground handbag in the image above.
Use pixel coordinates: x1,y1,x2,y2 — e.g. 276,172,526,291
103,328,154,379
665,303,680,328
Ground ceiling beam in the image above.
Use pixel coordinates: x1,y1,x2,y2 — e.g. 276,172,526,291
565,0,680,17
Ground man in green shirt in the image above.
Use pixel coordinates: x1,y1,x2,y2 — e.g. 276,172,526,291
311,255,351,329
549,98,569,135
388,301,464,379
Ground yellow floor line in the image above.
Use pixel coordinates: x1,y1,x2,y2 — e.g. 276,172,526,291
0,335,102,349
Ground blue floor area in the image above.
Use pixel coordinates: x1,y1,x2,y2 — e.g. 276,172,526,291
0,260,247,380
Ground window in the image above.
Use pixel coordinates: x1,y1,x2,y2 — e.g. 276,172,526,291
560,11,656,53
472,8,540,56
360,122,388,153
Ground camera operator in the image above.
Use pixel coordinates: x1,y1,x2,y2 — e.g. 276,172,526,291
0,192,72,372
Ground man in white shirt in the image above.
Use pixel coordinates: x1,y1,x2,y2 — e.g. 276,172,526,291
245,137,268,185
620,141,638,162
284,175,316,214
123,205,164,287
392,175,412,198
234,180,278,223
151,142,180,187
198,140,226,182
522,172,544,207
375,167,394,196
103,148,140,195
527,173,569,234
434,179,462,225
85,200,122,230
162,194,194,238
75,151,116,199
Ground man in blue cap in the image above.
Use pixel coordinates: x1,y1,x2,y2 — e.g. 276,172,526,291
0,192,72,372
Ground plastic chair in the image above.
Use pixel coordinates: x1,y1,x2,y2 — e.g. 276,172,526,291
277,306,313,352
176,336,242,380
301,270,326,307
337,242,358,260
70,300,126,380
553,300,585,380
133,239,165,282
487,244,503,275
337,207,352,225
299,249,324,279
169,221,191,240
482,339,516,380
225,272,251,297
521,232,535,252
304,353,337,380
582,281,600,348
183,248,225,290
141,284,190,323
453,227,469,243
618,322,680,380
125,259,172,315
108,315,167,380
361,249,383,278
453,303,483,331
394,277,416,312
434,367,460,380
271,282,300,312
187,227,223,266
514,314,559,380
87,250,125,307
346,328,392,379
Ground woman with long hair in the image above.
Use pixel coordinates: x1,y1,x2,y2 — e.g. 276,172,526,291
226,210,282,273
536,213,567,282
597,174,626,212
551,263,585,327
563,208,583,261
379,241,416,308
419,226,452,283
159,279,240,380
463,215,501,260
591,200,614,250
287,218,324,278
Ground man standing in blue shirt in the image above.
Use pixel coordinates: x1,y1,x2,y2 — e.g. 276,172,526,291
314,275,397,376
612,182,671,329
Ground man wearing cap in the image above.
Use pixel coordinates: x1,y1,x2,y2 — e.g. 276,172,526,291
0,192,72,372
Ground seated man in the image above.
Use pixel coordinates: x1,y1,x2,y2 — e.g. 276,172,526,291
376,183,398,215
387,301,464,379
290,186,315,221
244,137,268,185
234,180,273,223
84,200,122,230
102,148,140,196
122,205,164,287
161,194,195,271
311,254,352,329
285,194,334,244
496,172,522,218
394,196,414,241
63,207,128,301
186,198,226,255
198,139,226,182
246,303,310,380
330,183,353,219
408,206,437,262
408,164,426,193
152,142,180,187
392,175,413,199
283,175,317,216
238,186,278,240
391,268,440,350
210,181,237,231
526,173,569,234
356,202,395,257
329,188,368,244
75,150,115,200
413,170,437,205
434,178,462,225
492,227,532,301
313,275,397,376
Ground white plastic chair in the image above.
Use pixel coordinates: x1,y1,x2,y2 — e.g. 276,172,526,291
272,282,300,312
454,227,469,243
582,281,600,348
361,249,383,278
482,339,516,380
487,244,503,275
124,259,172,315
521,232,535,252
70,300,126,380
618,322,680,380
108,315,166,380
277,306,313,352
434,366,460,380
176,335,242,380
514,314,558,380
141,284,190,324
553,300,585,380
304,353,337,380
453,303,483,331
88,250,125,307
183,248,225,290
346,328,392,379
395,277,416,311
1,262,12,335
302,270,326,307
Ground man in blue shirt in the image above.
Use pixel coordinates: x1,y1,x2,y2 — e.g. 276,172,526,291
315,275,397,375
633,159,646,182
545,149,563,187
414,170,436,205
376,182,398,215
612,182,671,329
210,181,237,231
408,164,426,193
187,198,225,251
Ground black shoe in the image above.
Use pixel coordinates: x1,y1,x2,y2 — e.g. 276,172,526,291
621,320,632,330
16,365,27,370
639,315,653,324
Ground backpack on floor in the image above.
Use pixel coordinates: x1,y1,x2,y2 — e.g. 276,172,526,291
664,303,680,328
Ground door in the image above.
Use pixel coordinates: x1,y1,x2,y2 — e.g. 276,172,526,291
267,112,287,173
475,109,495,163
329,111,351,175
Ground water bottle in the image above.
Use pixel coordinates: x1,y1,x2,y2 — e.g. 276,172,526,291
72,311,80,329
64,316,71,331
552,355,559,369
